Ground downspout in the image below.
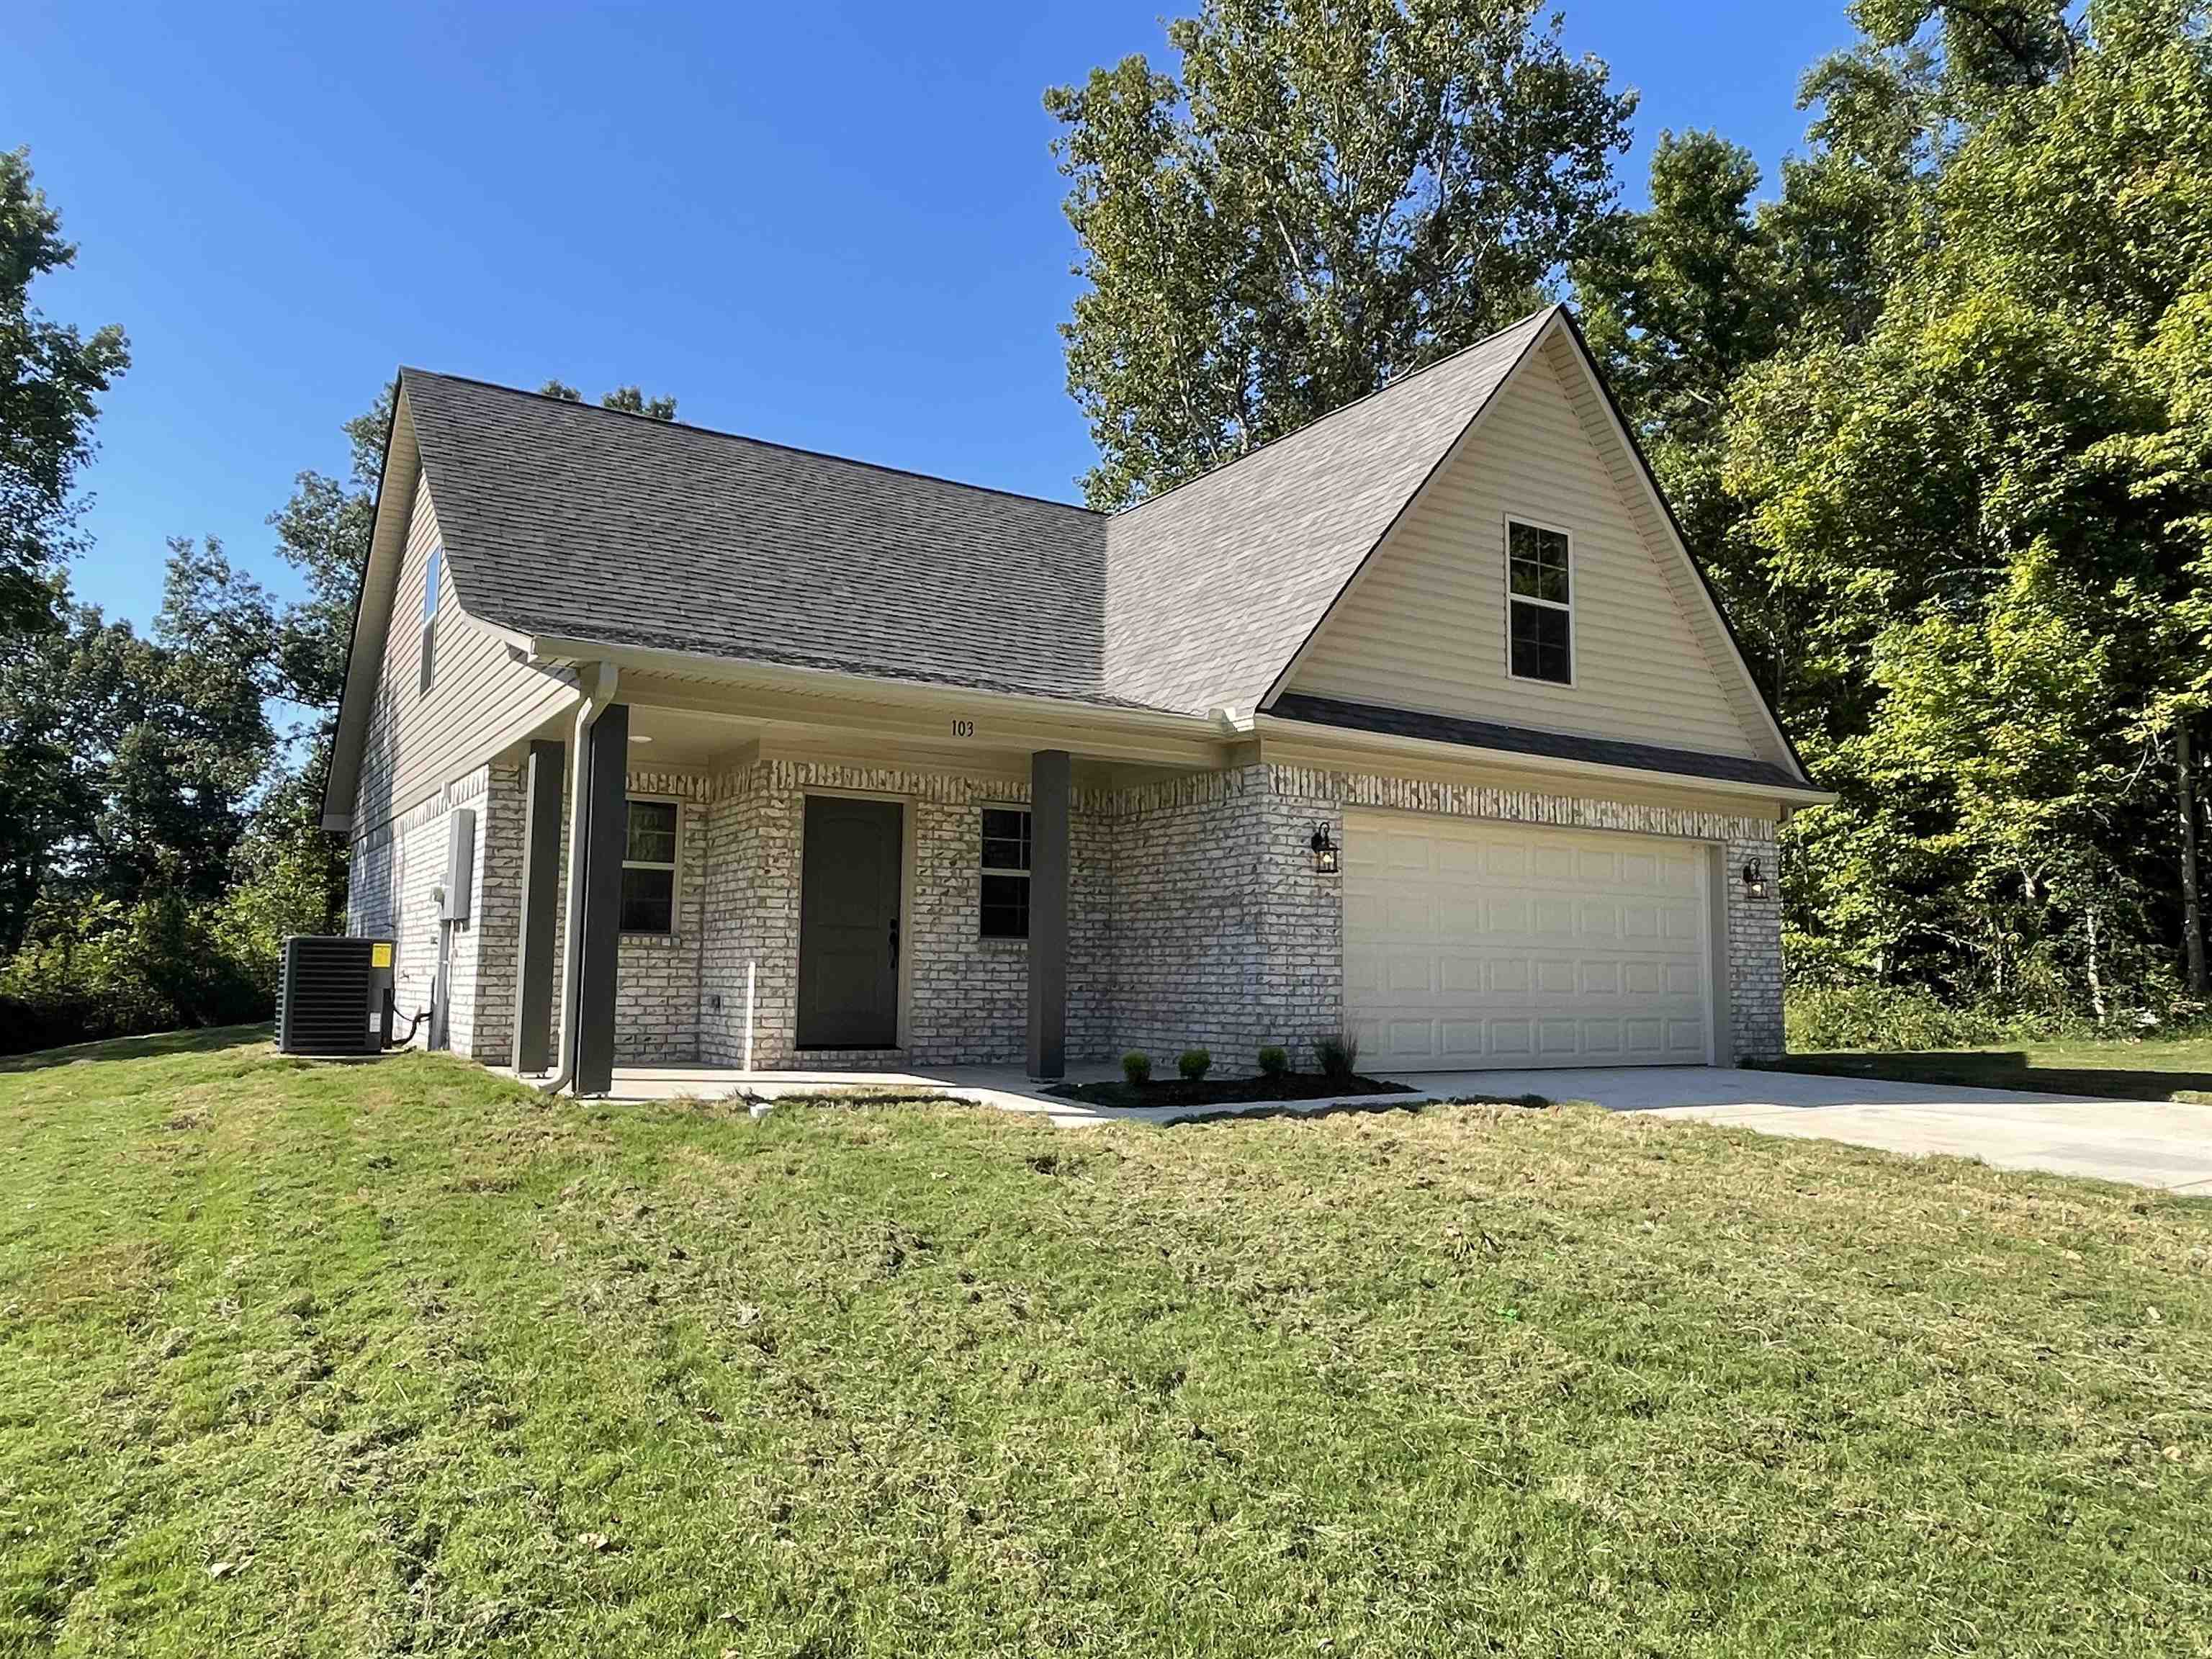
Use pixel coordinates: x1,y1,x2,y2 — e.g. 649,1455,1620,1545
538,661,619,1095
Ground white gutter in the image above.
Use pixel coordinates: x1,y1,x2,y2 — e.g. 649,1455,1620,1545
537,660,619,1096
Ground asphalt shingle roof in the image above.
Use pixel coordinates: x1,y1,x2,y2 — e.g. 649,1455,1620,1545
403,372,1116,704
1101,307,1551,715
397,307,1555,720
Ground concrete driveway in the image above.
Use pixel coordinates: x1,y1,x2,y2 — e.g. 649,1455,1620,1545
1387,1064,2212,1193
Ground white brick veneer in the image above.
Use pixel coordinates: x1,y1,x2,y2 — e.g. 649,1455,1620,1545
1723,830,1784,1061
352,748,1789,1074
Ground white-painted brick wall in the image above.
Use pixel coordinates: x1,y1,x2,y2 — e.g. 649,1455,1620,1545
359,745,1788,1074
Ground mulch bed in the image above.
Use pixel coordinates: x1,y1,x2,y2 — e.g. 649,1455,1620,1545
1046,1071,1414,1109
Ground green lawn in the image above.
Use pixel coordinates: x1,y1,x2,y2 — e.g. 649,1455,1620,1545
1763,1034,2212,1105
3,1034,2209,1655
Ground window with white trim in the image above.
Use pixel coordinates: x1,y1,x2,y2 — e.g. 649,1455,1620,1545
621,799,678,934
418,544,441,696
979,807,1030,939
1506,519,1572,685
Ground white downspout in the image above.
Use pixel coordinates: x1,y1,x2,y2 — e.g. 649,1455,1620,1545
538,661,619,1096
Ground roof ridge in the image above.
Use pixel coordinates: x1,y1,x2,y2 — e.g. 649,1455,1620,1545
397,367,1107,519
1110,304,1561,523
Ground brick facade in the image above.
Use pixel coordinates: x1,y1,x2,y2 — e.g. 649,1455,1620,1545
351,743,1789,1076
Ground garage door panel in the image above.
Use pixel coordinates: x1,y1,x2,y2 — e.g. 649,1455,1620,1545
1346,814,1710,1071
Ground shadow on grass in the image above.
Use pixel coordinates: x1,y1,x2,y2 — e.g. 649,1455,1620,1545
1761,1051,2212,1105
0,1022,271,1076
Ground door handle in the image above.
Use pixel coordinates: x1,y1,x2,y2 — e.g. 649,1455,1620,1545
889,913,899,968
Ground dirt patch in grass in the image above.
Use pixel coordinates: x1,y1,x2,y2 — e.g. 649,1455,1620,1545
1047,1070,1415,1109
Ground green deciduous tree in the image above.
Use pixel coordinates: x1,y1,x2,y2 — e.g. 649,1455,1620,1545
0,148,128,634
539,379,677,421
1710,0,2212,1015
1047,0,1635,508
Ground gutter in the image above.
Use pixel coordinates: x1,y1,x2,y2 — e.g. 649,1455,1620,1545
538,660,619,1096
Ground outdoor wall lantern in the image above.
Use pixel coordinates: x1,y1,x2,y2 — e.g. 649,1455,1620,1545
1743,858,1768,900
1310,824,1339,875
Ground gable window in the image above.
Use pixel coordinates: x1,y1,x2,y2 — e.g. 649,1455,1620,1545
621,799,678,934
979,806,1030,939
1506,519,1572,685
418,544,442,696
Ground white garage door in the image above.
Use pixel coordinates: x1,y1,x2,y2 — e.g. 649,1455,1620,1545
1344,812,1712,1070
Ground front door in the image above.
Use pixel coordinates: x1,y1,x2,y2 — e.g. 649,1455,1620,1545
796,796,903,1049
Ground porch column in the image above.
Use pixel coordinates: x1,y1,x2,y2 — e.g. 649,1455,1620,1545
1027,748,1071,1079
511,738,565,1074
573,703,629,1096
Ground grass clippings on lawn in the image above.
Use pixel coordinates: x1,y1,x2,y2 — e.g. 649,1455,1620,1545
2,1032,2209,1655
1046,1069,1413,1110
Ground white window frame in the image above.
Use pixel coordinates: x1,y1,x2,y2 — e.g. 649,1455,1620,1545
418,543,442,697
1503,513,1575,688
621,796,680,937
979,804,1031,941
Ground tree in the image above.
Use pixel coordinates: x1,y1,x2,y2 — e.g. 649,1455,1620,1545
538,379,678,421
0,148,129,633
1719,0,2212,1015
1047,0,1635,508
1572,130,1790,650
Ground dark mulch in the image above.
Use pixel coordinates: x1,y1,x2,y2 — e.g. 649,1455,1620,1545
1046,1071,1413,1109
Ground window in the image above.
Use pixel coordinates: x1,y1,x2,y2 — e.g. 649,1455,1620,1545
418,544,441,696
979,806,1030,939
1506,519,1572,685
621,799,678,934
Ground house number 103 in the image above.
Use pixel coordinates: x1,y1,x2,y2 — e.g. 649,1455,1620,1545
950,719,975,738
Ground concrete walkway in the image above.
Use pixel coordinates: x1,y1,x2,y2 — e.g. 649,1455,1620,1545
1410,1064,2212,1193
569,1061,2212,1192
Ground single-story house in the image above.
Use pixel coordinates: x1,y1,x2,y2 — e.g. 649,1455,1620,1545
322,304,1826,1092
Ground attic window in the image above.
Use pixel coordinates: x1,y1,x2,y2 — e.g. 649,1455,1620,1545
1506,520,1572,685
419,544,441,696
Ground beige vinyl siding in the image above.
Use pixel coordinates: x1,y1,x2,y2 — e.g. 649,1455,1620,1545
1285,346,1758,760
350,475,576,837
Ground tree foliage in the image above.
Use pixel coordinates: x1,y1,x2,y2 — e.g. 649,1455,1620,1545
1048,0,1634,508
1576,0,2212,1018
0,148,129,632
539,379,678,421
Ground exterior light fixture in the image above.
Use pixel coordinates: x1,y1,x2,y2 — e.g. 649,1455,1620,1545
1743,858,1768,900
1310,823,1339,875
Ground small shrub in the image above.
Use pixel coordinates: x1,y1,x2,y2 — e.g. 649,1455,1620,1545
1256,1044,1290,1079
1120,1051,1153,1087
1315,1032,1359,1079
1177,1048,1213,1082
1784,984,2012,1053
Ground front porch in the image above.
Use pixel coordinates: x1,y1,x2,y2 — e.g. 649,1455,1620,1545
491,665,1344,1096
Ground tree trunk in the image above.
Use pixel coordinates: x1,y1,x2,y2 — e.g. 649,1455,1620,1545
2181,727,2208,998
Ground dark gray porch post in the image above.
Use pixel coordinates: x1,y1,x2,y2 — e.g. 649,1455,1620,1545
511,738,565,1074
1027,748,1071,1080
573,703,629,1096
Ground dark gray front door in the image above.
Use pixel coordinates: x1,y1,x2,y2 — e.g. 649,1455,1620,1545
796,796,902,1049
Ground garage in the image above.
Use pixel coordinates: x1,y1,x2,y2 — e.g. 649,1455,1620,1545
1343,811,1713,1070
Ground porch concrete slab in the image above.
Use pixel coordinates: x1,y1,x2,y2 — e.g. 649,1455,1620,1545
1377,1064,2212,1192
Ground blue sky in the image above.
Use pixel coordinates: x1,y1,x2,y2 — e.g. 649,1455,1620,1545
6,1,1853,628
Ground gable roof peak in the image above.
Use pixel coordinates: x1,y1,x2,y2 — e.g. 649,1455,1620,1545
1112,305,1563,523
